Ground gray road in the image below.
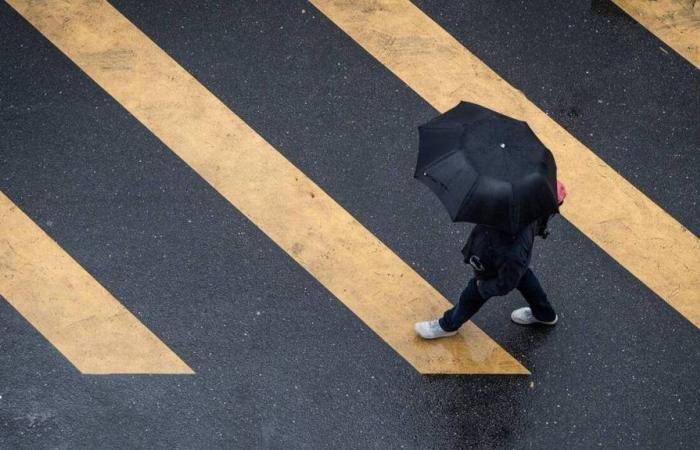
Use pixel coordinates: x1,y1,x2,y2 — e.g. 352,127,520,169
1,1,698,448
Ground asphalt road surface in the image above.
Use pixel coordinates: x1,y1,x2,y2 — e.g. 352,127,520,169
1,1,698,448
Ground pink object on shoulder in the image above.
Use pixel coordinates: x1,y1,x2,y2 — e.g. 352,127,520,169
556,180,567,205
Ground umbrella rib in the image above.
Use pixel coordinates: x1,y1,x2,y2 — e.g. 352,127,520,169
454,176,480,222
418,149,460,179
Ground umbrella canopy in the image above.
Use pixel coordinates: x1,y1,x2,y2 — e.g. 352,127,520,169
415,101,559,234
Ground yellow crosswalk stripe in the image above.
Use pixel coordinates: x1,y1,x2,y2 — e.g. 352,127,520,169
613,0,700,69
310,0,700,327
6,0,528,374
0,191,193,374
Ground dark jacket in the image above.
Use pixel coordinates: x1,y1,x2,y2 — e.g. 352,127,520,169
461,222,537,299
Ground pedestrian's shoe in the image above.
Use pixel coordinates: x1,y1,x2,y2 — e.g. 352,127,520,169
414,320,458,339
510,307,558,326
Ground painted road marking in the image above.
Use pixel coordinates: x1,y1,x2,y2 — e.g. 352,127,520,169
309,0,700,327
6,0,528,374
0,191,193,374
613,0,700,69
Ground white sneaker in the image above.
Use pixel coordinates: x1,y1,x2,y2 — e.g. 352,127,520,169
414,320,458,339
510,307,558,326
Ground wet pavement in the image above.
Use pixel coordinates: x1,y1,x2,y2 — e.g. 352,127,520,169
1,1,698,448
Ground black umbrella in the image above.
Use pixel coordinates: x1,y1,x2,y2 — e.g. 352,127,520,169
415,101,558,234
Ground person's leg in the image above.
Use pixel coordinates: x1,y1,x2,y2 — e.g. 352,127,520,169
516,269,556,322
439,278,490,332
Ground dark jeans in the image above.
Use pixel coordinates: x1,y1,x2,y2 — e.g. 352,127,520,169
439,268,556,332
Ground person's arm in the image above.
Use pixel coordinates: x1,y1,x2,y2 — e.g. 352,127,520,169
477,246,529,299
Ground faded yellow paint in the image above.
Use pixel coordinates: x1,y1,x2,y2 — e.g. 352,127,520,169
309,0,700,327
6,0,528,374
613,0,700,69
0,191,193,374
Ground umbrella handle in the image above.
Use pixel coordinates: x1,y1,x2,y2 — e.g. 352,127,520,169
469,255,485,272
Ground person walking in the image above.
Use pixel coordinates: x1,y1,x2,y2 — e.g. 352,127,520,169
413,101,566,339
415,180,567,339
